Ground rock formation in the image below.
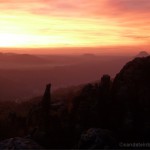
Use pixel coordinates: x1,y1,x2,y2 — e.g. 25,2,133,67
98,75,111,128
40,84,51,131
27,84,51,133
111,56,150,140
41,84,51,113
0,137,43,149
78,128,116,149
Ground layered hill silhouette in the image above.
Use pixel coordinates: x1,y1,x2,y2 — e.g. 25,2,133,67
0,53,132,101
0,51,147,101
0,55,150,148
0,52,47,64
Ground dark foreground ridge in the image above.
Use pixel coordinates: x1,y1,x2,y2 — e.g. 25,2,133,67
0,56,150,149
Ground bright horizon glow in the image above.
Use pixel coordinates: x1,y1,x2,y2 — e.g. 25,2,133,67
0,0,150,53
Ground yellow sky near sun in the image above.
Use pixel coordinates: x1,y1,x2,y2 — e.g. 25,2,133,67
0,0,150,48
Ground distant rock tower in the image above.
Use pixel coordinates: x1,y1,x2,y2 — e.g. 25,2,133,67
98,75,111,127
100,75,111,88
41,84,51,113
40,84,51,132
27,84,52,134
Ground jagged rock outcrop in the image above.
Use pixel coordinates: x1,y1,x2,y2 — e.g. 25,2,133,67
78,128,116,149
71,74,112,129
111,56,150,139
71,83,97,129
40,84,51,131
27,84,51,133
41,84,51,113
98,75,112,128
100,75,111,88
0,137,43,149
99,74,111,103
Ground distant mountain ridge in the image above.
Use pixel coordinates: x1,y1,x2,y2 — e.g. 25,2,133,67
0,52,46,64
136,51,149,57
0,53,132,101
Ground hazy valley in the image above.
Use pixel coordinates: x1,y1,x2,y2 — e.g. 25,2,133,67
0,52,134,101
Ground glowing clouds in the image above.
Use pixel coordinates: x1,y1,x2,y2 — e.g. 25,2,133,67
0,0,149,48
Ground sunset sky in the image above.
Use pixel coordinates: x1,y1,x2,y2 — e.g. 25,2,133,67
0,0,150,53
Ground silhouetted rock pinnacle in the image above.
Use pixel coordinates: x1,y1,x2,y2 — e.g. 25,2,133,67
100,74,111,90
27,84,51,133
42,83,51,112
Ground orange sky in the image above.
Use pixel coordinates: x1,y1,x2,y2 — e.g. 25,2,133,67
0,0,150,53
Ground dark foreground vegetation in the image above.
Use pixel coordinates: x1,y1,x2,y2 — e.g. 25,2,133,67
0,55,150,149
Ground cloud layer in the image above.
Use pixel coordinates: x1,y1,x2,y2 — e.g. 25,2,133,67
0,0,150,48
